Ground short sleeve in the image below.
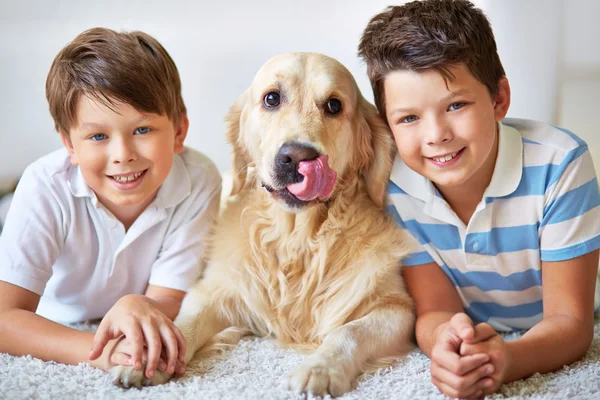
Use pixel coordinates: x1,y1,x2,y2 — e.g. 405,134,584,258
148,164,222,291
0,165,65,294
539,146,600,261
385,203,436,266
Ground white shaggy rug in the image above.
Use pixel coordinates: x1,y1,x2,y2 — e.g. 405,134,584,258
1,318,599,400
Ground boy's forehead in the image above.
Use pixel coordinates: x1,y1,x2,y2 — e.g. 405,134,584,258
84,91,143,107
384,65,485,97
74,94,161,127
387,63,473,83
382,64,493,115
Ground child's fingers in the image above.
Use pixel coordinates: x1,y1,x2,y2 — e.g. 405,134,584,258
159,325,179,375
460,340,490,358
435,325,463,354
123,324,145,370
432,345,488,375
433,380,485,400
110,352,133,367
468,323,496,344
464,391,485,400
431,345,463,373
157,348,173,373
456,353,491,376
172,324,187,363
175,359,186,376
162,347,186,375
463,390,486,400
431,361,495,399
449,313,475,342
141,323,162,378
432,377,483,400
89,321,114,360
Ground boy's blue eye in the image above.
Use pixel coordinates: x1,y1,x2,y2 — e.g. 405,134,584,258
135,127,151,135
448,102,465,111
401,115,419,124
91,133,107,141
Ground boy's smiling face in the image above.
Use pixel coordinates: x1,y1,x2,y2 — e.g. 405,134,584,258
384,64,510,196
61,95,188,224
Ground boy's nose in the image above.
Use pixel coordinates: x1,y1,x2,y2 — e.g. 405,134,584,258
111,137,138,163
425,119,453,145
427,135,451,145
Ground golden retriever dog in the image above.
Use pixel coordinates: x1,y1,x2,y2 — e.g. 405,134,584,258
112,52,415,396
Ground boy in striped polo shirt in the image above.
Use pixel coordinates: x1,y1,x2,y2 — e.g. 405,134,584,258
359,0,600,398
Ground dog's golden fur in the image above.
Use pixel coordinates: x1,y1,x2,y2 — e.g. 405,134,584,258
112,52,415,396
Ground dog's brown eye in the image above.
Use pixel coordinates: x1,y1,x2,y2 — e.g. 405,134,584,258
326,98,342,115
263,92,280,109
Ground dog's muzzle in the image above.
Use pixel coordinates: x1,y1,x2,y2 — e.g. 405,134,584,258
261,141,337,208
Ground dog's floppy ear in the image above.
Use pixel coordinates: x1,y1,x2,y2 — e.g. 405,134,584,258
357,97,396,207
225,90,250,196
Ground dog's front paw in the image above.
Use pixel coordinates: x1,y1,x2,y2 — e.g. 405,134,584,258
110,364,173,388
288,356,352,397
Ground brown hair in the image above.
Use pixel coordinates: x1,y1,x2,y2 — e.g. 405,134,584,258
358,0,505,122
46,27,186,134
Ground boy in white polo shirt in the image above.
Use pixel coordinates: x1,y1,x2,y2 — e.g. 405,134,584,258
0,28,221,381
359,0,600,398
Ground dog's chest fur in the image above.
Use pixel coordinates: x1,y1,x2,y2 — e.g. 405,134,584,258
223,193,403,348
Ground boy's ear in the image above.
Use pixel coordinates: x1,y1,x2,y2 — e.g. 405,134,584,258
60,132,79,166
174,113,189,154
493,77,511,121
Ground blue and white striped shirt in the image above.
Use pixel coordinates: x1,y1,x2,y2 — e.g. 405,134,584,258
388,118,600,331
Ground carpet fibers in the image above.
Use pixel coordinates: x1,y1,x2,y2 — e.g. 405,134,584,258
1,319,599,399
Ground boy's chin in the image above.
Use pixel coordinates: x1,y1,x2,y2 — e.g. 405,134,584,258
96,189,157,211
427,173,470,190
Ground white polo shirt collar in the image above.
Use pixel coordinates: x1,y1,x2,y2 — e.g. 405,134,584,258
483,122,523,198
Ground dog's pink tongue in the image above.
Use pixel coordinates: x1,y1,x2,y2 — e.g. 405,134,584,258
286,155,337,201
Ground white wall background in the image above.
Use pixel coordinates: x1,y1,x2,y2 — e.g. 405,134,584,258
0,0,598,188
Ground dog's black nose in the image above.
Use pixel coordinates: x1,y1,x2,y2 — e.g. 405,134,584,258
276,142,319,167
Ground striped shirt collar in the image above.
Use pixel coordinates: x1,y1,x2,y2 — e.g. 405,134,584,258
390,121,524,203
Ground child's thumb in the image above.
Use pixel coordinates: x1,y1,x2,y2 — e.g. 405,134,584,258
467,323,496,344
450,313,475,342
88,326,117,360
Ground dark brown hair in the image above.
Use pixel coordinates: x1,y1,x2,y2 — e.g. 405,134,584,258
358,0,505,122
46,27,186,134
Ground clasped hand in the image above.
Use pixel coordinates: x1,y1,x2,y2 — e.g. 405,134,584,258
430,313,508,399
88,294,186,378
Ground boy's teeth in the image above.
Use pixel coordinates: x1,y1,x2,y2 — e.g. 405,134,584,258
113,171,143,183
433,152,458,163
